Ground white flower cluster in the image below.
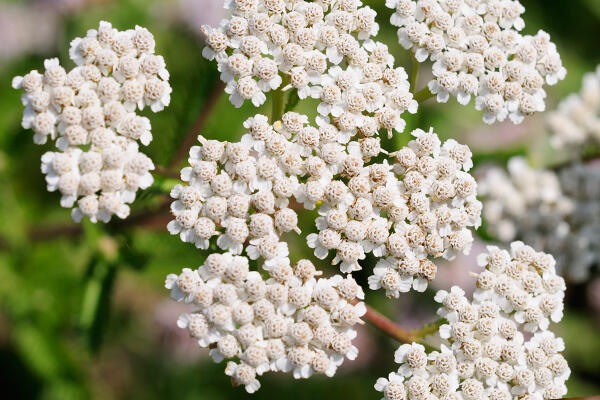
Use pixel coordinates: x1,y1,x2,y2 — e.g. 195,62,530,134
547,65,600,151
40,142,154,223
165,253,365,393
166,113,305,257
201,0,418,136
385,0,566,124
481,157,600,282
557,163,600,281
167,114,481,297
375,241,569,400
316,128,482,296
479,157,572,246
11,21,171,222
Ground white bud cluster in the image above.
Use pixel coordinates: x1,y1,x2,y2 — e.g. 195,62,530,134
202,0,419,137
375,241,569,400
12,21,171,222
167,113,304,256
385,0,566,124
481,157,600,282
40,141,154,223
165,253,365,393
547,65,600,151
169,114,481,297
310,128,481,297
480,157,572,245
313,45,418,138
201,0,381,108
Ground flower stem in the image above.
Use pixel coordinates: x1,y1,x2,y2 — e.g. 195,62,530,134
271,75,289,123
354,300,444,344
154,165,180,180
410,53,419,92
271,89,284,123
361,302,416,343
414,87,435,103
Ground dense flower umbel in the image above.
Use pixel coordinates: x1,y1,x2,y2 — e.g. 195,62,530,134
201,0,379,106
480,157,600,282
547,65,600,151
168,114,481,299
385,0,565,124
375,242,569,400
166,254,365,393
12,21,171,222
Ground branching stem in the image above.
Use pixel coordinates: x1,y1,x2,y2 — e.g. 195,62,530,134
353,300,443,344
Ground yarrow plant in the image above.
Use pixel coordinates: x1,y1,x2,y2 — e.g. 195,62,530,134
12,1,589,398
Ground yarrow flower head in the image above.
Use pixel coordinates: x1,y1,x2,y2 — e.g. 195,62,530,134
480,156,600,282
165,253,365,392
12,21,172,222
166,113,306,256
375,241,569,400
363,129,481,296
385,0,566,124
547,65,600,151
201,0,379,105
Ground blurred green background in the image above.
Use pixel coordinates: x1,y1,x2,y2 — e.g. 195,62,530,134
1,0,599,398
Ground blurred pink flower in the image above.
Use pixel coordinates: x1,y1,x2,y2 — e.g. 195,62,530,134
430,239,486,296
0,3,59,62
178,0,225,36
153,300,205,364
338,324,376,372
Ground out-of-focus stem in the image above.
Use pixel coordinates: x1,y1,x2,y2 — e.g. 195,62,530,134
154,165,180,180
410,53,420,92
414,87,435,103
169,81,224,169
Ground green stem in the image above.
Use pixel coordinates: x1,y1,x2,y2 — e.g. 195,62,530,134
414,87,435,103
271,74,288,123
410,53,420,92
272,89,284,123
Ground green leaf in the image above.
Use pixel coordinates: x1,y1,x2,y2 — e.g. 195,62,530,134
79,258,117,353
